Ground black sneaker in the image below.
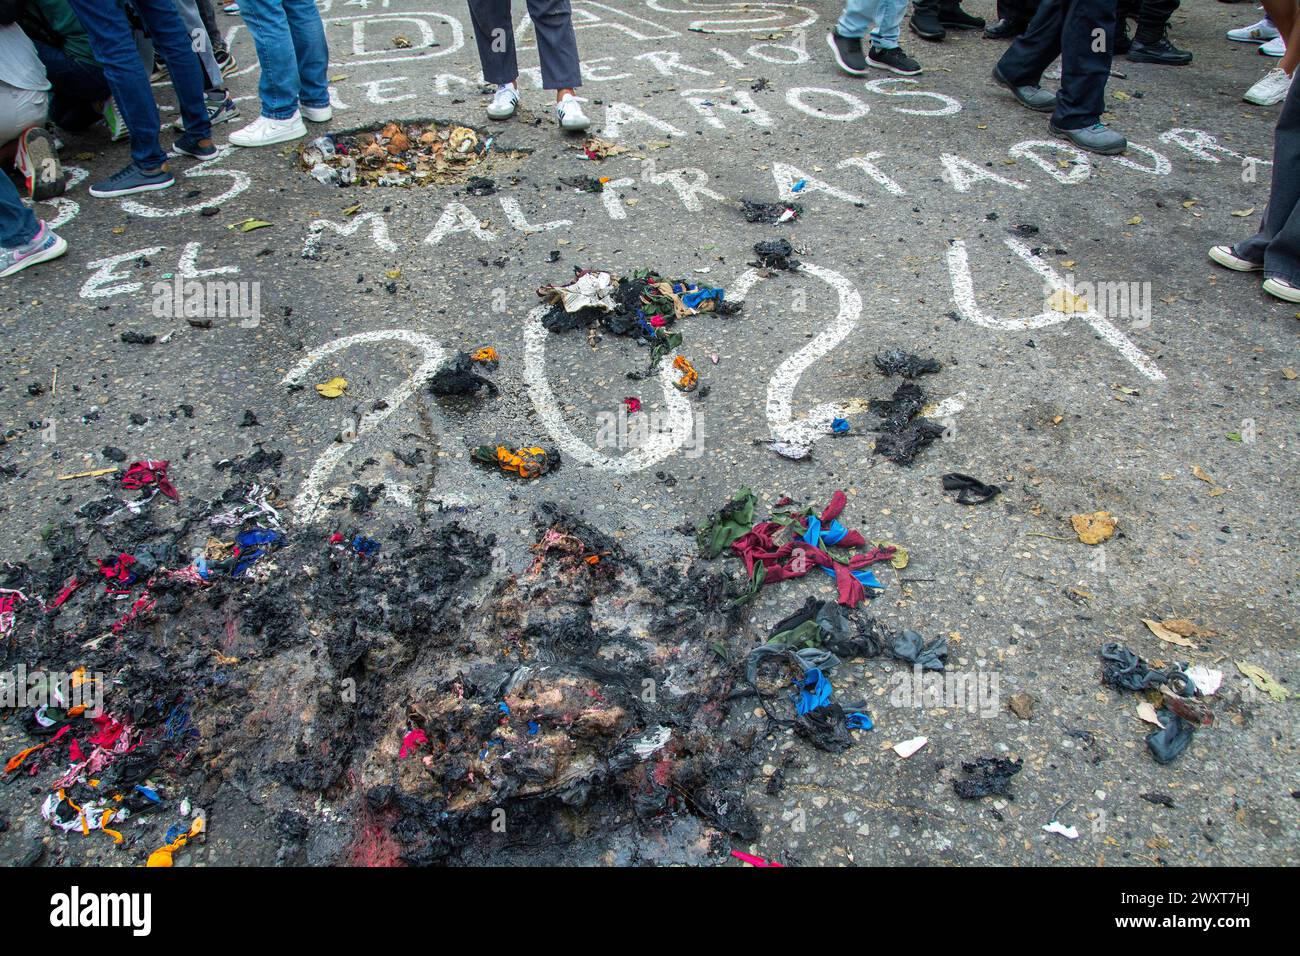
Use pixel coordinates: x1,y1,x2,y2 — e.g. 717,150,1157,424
939,3,985,29
868,45,922,76
826,29,870,75
910,12,947,41
1127,36,1192,65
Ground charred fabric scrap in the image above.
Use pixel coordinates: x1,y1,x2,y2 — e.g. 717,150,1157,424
1099,642,1209,765
537,268,739,387
1,462,816,863
866,350,947,466
695,487,949,753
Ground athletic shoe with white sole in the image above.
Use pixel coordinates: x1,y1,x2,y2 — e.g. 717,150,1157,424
0,221,67,278
826,30,870,75
222,2,239,13
88,163,174,198
868,44,922,75
171,92,239,130
228,112,306,147
17,127,66,200
102,98,128,142
1263,276,1300,302
170,134,217,160
1208,244,1263,271
487,84,519,120
556,92,591,131
215,49,238,77
1228,17,1279,42
1244,68,1292,105
301,103,333,123
1260,35,1285,56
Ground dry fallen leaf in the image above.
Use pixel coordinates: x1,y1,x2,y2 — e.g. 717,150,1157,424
1126,215,1143,225
1143,618,1196,648
1231,207,1255,217
1071,511,1117,545
1236,661,1290,702
1047,288,1089,313
1160,618,1216,639
1136,701,1165,727
1192,465,1214,484
314,377,347,399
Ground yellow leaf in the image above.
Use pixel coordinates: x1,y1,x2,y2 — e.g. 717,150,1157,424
1113,90,1131,101
230,218,272,232
1231,207,1256,217
1047,288,1089,313
1235,661,1291,702
315,377,347,399
1127,215,1143,225
1071,511,1116,545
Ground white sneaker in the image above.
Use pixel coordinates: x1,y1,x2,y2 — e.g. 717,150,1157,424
556,92,590,131
1244,68,1292,105
301,103,333,123
1228,18,1279,42
1208,245,1263,272
486,84,519,120
228,112,306,147
1263,276,1300,302
1260,35,1285,57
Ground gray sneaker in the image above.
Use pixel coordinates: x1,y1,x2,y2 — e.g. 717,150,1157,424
1,221,68,278
991,66,1056,112
1049,121,1127,155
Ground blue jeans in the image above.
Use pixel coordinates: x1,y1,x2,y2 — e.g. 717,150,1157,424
0,173,40,248
237,0,330,119
31,39,112,132
838,0,909,49
66,0,211,169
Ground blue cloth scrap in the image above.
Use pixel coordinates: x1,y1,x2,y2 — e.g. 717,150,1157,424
802,516,883,591
845,712,873,730
793,667,834,716
831,417,850,434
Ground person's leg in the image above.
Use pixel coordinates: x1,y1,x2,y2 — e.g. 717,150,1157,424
1263,0,1295,44
0,169,66,280
0,172,40,249
194,0,229,55
1053,0,1113,129
172,0,225,92
469,0,520,86
1133,0,1177,43
525,0,582,93
997,0,1065,86
132,0,213,140
871,0,911,47
282,0,330,109
236,0,302,117
31,39,111,131
1237,77,1300,273
0,83,50,149
838,0,878,37
65,0,169,170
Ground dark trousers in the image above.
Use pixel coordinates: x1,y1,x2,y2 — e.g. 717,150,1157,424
997,0,1116,130
66,0,211,168
31,39,112,131
997,0,1041,25
1116,0,1178,43
468,0,582,90
194,0,228,54
1238,78,1300,286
